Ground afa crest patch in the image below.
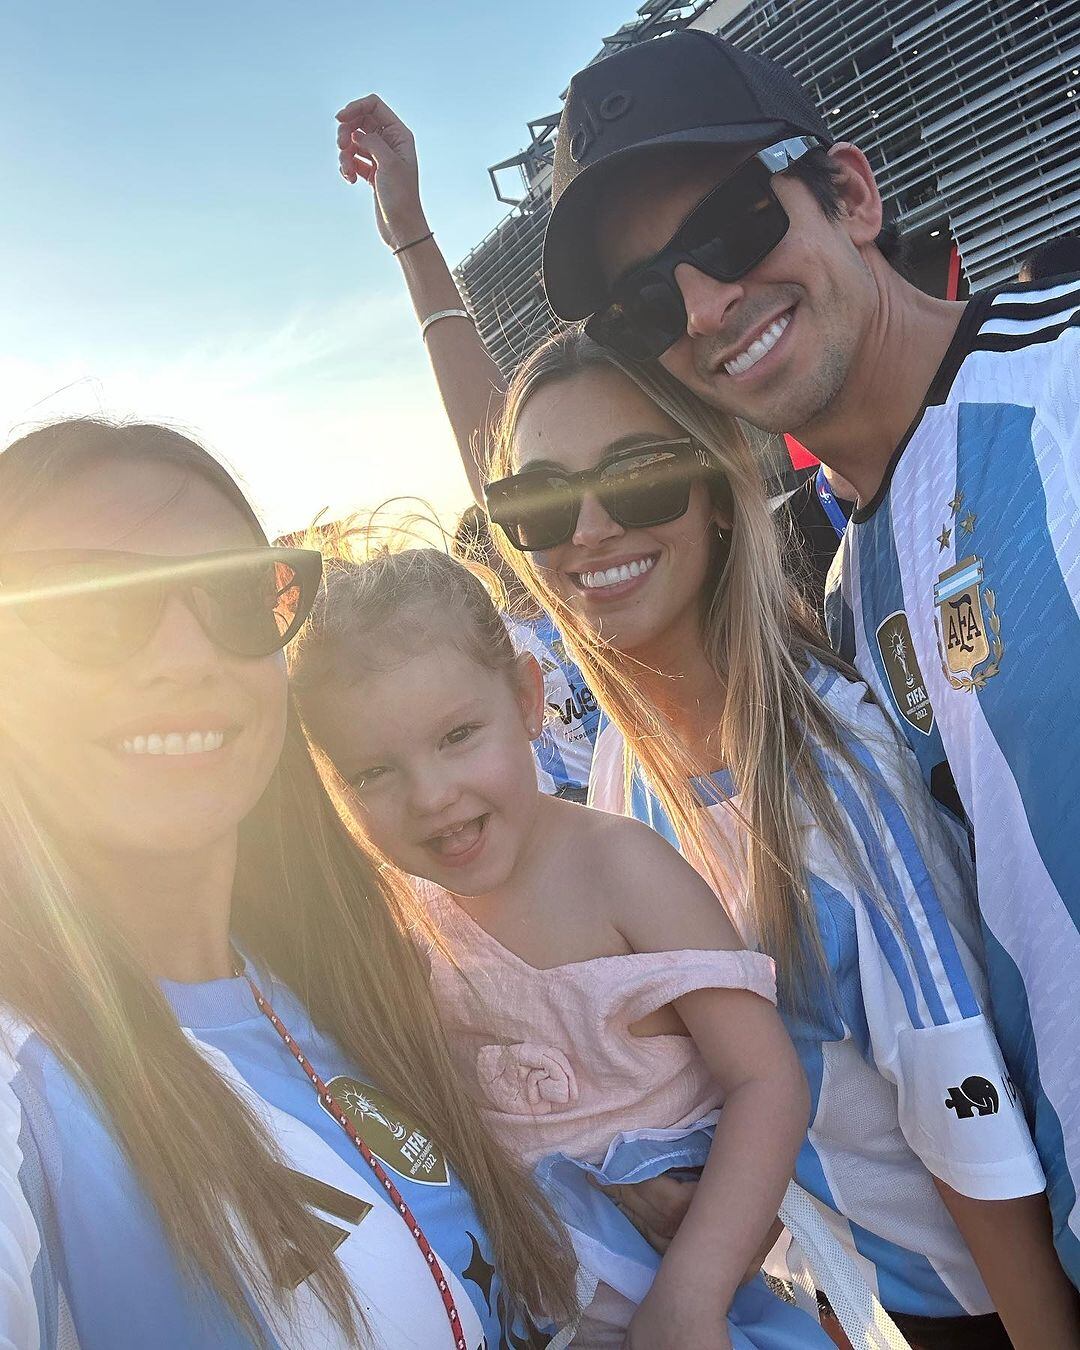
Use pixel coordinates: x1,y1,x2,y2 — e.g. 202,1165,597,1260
934,555,1003,690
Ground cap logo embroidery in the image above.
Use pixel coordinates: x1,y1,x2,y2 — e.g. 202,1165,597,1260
568,90,634,163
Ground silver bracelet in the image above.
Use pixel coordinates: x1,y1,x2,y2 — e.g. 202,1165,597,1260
420,308,473,339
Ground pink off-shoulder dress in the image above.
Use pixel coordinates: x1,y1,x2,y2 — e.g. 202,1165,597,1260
416,879,777,1167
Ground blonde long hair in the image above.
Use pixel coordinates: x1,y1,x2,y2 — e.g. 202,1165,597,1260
491,331,883,1012
0,420,577,1342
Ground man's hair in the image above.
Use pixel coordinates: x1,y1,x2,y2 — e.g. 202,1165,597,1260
1018,233,1080,283
788,147,907,272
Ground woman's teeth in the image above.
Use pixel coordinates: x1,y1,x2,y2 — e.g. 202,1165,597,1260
724,313,790,377
579,557,656,590
119,730,226,756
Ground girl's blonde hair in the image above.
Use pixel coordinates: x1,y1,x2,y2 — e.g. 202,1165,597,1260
289,539,519,694
0,420,578,1343
490,330,883,1012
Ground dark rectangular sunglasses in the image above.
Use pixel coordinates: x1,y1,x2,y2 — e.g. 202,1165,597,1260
0,546,323,665
585,136,822,362
485,438,717,552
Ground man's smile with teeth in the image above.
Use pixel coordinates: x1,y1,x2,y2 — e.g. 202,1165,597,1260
723,312,791,377
577,556,657,590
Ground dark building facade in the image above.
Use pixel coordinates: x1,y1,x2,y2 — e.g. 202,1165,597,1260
456,0,1080,377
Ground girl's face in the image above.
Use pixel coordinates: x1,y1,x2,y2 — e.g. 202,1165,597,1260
0,456,289,860
301,642,545,898
510,365,725,658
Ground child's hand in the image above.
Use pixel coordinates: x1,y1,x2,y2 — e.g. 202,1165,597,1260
594,1172,697,1252
623,1268,733,1350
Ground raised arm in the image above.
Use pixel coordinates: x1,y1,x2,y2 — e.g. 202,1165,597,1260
336,95,507,503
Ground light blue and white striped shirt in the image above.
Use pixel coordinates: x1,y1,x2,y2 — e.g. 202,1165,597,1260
0,967,550,1349
589,663,1044,1318
827,275,1080,1288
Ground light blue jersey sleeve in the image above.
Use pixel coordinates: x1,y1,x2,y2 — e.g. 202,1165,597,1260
808,678,1044,1201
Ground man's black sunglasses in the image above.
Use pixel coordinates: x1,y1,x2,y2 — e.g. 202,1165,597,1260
0,546,323,665
585,136,822,362
485,438,718,552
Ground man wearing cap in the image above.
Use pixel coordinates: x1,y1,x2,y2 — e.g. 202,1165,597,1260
542,22,1080,1329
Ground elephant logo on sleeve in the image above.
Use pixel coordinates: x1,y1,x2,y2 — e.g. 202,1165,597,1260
944,1075,1000,1119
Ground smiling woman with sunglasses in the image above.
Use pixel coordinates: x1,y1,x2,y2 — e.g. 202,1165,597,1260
488,333,1077,1350
485,438,718,552
0,418,577,1349
334,94,1078,1350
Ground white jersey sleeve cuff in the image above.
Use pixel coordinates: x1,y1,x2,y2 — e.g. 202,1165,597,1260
893,1015,1045,1200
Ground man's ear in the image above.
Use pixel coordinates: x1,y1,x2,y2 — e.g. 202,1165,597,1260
514,653,547,740
826,143,884,248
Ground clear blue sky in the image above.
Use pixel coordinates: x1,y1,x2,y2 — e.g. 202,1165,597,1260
0,0,631,532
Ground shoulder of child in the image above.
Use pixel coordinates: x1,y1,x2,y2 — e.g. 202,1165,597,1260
577,803,680,874
573,807,743,954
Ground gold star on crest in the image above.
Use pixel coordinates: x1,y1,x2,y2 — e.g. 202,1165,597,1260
947,491,964,516
937,525,952,552
960,511,978,535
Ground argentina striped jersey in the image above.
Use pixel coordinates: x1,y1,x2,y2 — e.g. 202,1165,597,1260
589,663,1044,1317
0,967,554,1349
827,276,1080,1286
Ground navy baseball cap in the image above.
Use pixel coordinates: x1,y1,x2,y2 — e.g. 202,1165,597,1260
543,30,833,321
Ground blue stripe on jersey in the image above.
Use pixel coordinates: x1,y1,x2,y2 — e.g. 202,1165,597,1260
981,925,1080,1281
845,1211,961,1316
854,499,949,788
628,773,680,849
806,879,868,1053
817,756,949,1027
533,729,571,789
844,741,979,1019
953,400,1080,1276
807,662,841,702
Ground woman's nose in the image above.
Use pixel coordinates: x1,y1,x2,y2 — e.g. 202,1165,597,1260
132,594,222,684
572,491,624,549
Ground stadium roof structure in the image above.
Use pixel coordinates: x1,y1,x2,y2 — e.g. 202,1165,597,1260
457,0,1080,378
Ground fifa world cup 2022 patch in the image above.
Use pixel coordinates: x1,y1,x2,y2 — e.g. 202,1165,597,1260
876,610,935,734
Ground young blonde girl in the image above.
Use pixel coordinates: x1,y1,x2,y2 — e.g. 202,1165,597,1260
291,545,833,1350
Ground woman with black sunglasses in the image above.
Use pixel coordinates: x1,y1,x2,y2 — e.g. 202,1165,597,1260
336,98,1079,1350
0,418,578,1348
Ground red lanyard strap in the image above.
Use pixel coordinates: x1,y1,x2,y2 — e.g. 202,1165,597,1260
240,970,467,1349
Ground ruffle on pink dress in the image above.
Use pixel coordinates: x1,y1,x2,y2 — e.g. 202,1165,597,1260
416,880,777,1166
